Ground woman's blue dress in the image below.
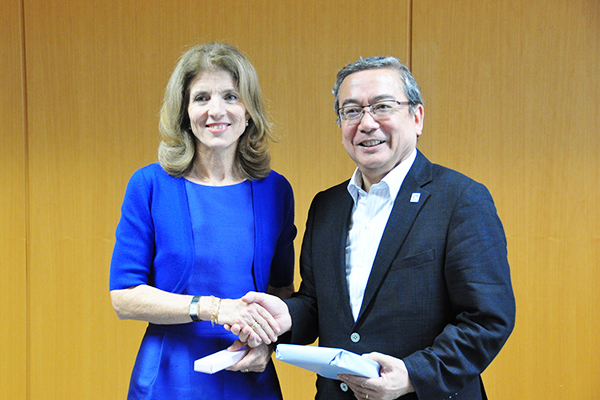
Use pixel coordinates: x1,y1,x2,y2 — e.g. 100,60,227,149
127,180,283,399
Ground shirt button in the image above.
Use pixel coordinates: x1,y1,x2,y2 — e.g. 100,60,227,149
340,382,349,392
350,332,360,343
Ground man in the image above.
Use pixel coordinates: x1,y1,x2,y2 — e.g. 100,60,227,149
238,56,515,399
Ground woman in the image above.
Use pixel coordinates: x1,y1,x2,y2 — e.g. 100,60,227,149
110,43,296,399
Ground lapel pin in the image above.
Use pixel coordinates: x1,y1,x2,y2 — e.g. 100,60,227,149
410,193,421,203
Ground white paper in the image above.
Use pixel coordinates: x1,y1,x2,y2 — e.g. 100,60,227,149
194,348,247,374
275,344,380,380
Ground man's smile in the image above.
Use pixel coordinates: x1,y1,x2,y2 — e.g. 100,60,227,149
358,140,385,147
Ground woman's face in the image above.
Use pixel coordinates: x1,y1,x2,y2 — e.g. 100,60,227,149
187,68,248,157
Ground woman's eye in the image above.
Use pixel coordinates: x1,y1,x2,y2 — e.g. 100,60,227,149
225,93,239,102
194,95,208,102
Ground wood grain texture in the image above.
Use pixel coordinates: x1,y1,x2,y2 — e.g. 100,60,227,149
0,0,27,398
22,0,409,398
14,0,600,398
413,1,600,398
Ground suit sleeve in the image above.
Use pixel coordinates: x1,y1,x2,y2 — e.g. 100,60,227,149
403,180,516,399
284,192,321,345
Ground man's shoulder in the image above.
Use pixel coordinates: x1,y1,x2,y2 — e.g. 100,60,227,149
424,162,495,207
409,152,493,202
316,179,351,200
416,151,483,188
300,179,350,211
430,163,473,183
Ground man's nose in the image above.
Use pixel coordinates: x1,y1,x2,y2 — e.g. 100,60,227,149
357,108,379,131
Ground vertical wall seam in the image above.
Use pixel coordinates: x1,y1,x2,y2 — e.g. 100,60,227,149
408,0,413,69
19,0,30,399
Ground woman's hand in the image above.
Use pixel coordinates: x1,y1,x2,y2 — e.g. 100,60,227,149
226,342,275,373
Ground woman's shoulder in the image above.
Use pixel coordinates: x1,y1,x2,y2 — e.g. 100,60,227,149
134,162,168,178
124,163,183,199
257,170,292,190
251,170,294,208
129,163,178,184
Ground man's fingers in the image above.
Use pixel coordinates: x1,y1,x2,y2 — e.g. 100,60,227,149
241,291,256,304
256,305,281,334
250,316,278,343
247,320,274,345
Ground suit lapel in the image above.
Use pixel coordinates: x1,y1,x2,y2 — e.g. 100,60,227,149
356,151,433,325
329,186,356,324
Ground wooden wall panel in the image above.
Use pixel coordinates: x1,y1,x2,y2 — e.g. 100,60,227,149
23,0,160,397
0,0,27,398
412,0,600,398
18,0,600,398
23,0,410,398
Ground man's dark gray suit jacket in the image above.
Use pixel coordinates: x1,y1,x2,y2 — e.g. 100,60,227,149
285,150,516,399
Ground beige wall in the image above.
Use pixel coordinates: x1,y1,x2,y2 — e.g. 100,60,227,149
2,0,598,398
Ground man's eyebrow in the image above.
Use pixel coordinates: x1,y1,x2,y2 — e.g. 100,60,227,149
371,94,397,103
340,94,396,107
340,98,360,107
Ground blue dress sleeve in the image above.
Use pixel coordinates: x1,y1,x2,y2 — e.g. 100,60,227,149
109,168,155,290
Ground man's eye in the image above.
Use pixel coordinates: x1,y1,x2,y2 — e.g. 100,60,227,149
344,107,361,116
373,103,393,111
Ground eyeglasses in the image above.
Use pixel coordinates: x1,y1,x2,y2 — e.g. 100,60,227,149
338,100,413,122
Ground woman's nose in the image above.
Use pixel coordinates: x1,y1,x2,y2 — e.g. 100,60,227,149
207,98,225,117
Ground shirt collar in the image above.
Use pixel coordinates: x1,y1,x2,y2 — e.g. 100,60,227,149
347,149,418,204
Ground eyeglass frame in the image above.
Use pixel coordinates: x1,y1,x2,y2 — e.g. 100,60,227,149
337,100,415,122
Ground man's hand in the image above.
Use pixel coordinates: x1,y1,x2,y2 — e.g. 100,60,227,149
242,291,292,333
338,353,415,400
225,292,292,347
218,298,281,345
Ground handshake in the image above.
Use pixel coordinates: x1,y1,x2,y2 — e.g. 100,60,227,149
222,292,292,348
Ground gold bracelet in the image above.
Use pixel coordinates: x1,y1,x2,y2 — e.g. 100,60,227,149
215,298,221,325
210,296,222,327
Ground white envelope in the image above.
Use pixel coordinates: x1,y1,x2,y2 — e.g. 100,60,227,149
275,344,380,380
194,348,247,374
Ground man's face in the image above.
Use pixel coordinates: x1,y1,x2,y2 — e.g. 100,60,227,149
338,68,424,187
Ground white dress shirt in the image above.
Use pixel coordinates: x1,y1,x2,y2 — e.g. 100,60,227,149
345,149,417,321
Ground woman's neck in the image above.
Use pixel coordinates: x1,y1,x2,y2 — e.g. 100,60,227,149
185,152,244,186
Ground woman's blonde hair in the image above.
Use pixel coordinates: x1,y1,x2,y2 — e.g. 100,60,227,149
158,43,273,179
